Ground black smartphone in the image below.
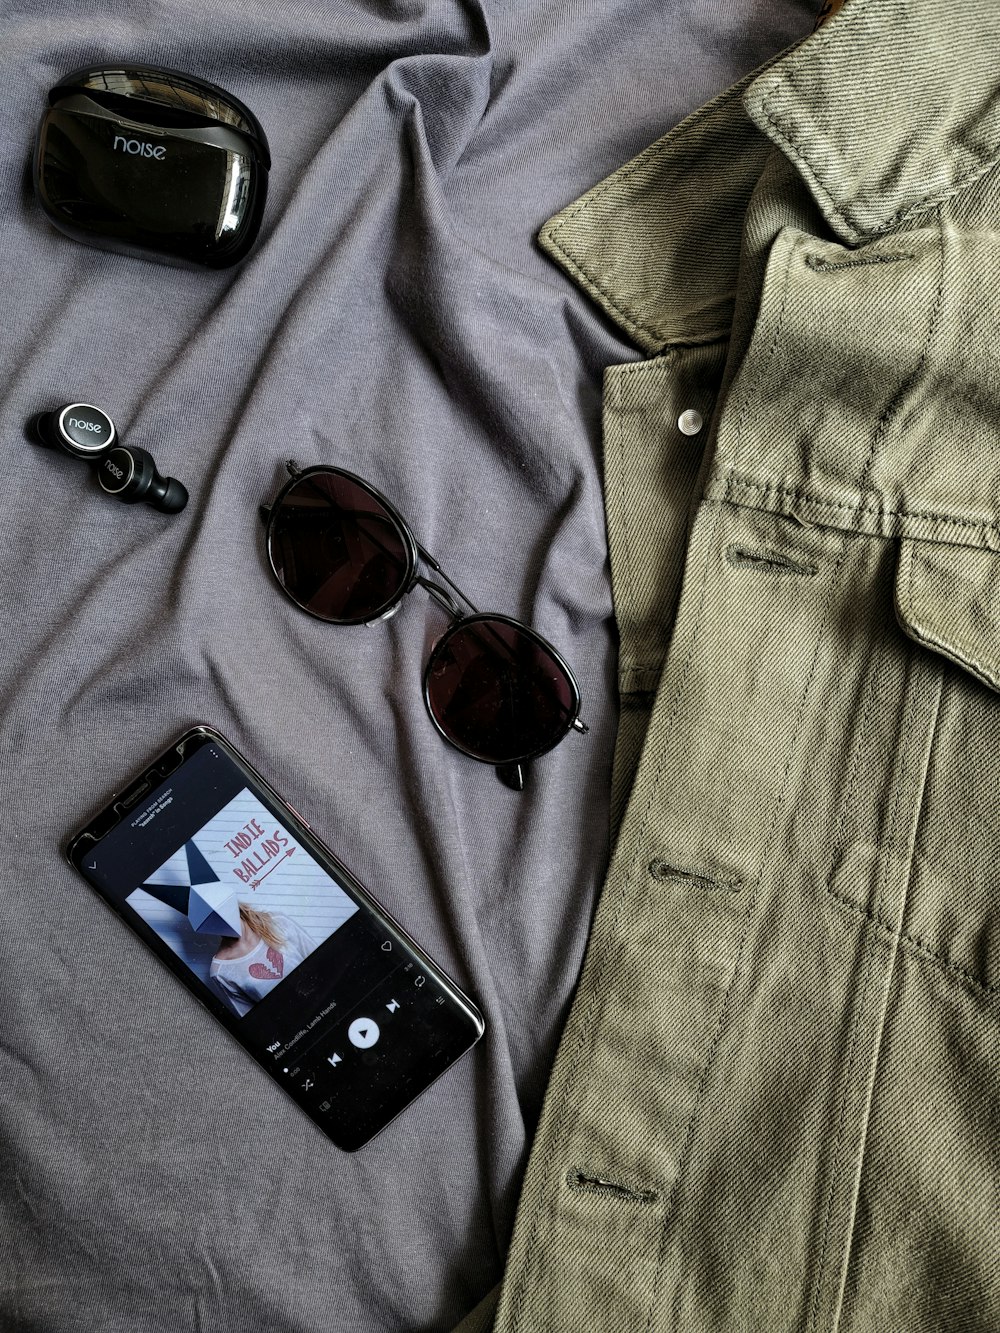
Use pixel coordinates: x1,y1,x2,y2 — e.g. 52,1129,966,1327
67,725,484,1151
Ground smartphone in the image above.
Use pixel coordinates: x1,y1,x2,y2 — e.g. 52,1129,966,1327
67,725,485,1151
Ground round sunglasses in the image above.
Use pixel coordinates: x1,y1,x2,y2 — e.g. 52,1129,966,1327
260,462,587,789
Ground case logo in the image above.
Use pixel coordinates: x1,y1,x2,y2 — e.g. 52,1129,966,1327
68,418,104,433
104,459,125,480
113,135,167,160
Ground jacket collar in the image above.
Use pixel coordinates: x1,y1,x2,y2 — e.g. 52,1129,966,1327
539,0,1000,352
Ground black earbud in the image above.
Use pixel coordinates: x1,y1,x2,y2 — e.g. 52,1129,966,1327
96,445,188,513
30,402,117,458
29,403,188,514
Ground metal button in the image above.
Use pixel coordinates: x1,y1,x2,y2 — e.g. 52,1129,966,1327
677,408,703,436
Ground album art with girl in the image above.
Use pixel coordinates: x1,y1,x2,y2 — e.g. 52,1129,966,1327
127,789,358,1016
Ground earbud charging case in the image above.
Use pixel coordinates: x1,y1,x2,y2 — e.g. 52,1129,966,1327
34,64,270,268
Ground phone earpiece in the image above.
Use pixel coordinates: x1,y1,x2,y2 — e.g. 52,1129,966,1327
29,404,188,515
97,446,188,514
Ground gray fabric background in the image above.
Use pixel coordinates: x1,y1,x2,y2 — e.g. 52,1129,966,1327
0,3,812,1329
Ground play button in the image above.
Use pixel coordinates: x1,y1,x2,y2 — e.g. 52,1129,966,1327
348,1017,380,1049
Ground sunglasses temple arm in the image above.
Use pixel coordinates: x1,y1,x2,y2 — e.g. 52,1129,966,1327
495,761,526,791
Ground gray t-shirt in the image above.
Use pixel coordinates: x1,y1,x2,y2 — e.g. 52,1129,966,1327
0,3,816,1330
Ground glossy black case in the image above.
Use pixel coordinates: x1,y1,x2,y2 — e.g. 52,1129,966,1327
34,65,270,268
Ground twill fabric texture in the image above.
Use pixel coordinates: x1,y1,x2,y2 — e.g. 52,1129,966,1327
465,1,1000,1330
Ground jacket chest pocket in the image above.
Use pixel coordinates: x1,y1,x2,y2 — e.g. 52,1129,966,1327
894,537,1000,1001
706,214,1000,1001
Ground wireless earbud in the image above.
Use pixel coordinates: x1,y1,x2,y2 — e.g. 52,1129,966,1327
29,403,188,514
97,445,188,513
30,402,117,458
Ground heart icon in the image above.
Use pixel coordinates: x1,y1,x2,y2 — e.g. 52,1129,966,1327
248,945,285,981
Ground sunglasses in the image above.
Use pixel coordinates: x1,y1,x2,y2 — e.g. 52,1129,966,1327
259,462,587,790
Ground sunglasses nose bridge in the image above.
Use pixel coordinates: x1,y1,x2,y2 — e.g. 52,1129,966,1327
412,574,465,622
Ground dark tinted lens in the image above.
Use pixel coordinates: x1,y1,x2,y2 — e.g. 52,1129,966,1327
425,618,576,764
268,472,411,622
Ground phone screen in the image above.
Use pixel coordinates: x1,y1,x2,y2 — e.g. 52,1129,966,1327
68,728,484,1150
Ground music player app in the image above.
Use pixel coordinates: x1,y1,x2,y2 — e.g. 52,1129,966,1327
73,734,483,1148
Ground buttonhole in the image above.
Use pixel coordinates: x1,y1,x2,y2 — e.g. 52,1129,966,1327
566,1168,659,1205
648,860,742,894
725,545,818,577
804,251,915,272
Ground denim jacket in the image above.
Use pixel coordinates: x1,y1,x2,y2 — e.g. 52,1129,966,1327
458,1,1000,1327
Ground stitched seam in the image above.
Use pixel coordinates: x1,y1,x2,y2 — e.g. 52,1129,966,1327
723,212,946,542
756,98,854,234
895,539,914,629
652,330,733,352
832,611,891,858
809,641,915,1331
808,907,880,1331
721,475,1000,537
610,356,674,700
617,356,672,380
862,163,1000,238
826,586,995,996
612,369,641,650
654,905,758,1333
856,206,945,499
543,229,736,351
827,884,999,998
644,531,855,1333
731,231,801,470
905,548,1000,693
756,87,1000,240
543,228,662,345
830,664,944,1333
505,500,725,1331
878,671,911,929
617,351,719,379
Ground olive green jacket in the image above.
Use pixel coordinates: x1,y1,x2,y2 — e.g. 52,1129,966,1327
457,1,1000,1328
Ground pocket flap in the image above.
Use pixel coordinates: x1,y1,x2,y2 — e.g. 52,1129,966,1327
896,539,1000,692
